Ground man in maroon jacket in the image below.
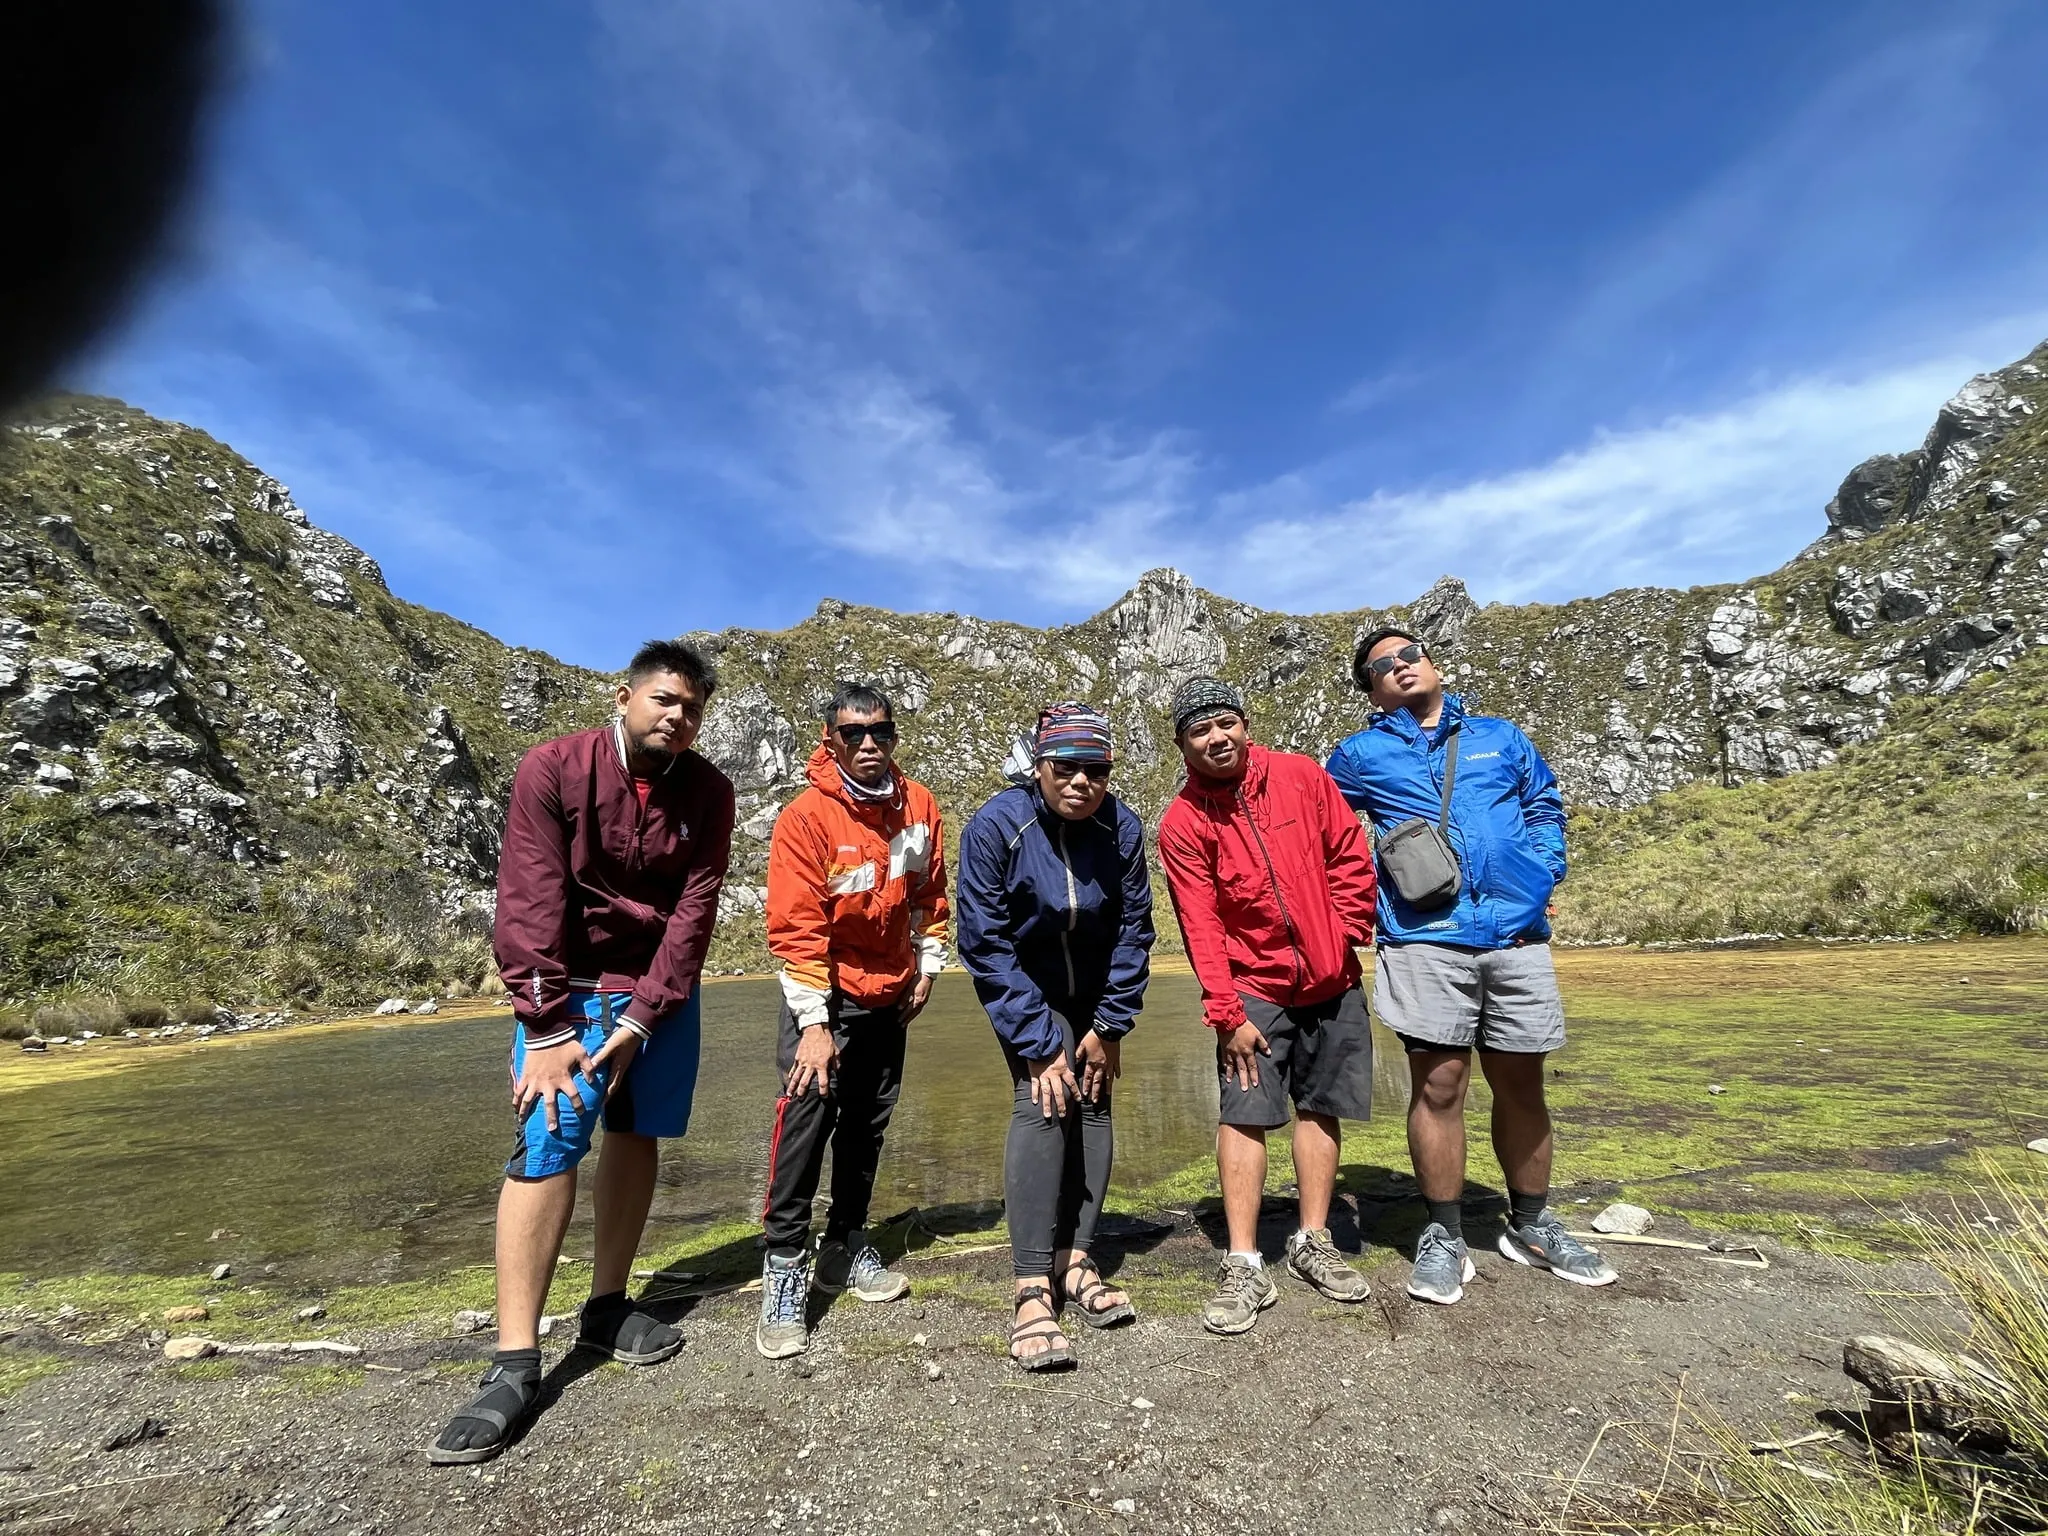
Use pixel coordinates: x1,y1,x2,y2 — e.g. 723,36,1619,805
430,639,735,1465
1156,677,1379,1336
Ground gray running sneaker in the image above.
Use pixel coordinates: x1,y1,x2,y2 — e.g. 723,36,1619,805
816,1230,909,1303
1499,1210,1619,1287
1284,1226,1370,1302
755,1252,810,1359
1201,1258,1279,1336
1406,1222,1476,1306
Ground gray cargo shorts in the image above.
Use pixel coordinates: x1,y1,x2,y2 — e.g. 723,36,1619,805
1371,941,1565,1054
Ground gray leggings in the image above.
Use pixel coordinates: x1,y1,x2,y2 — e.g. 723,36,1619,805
1003,1008,1114,1278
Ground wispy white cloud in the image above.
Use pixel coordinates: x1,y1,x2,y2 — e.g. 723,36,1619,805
1205,348,2030,613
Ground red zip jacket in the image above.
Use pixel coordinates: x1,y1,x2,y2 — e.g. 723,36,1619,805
495,722,735,1046
1157,743,1377,1032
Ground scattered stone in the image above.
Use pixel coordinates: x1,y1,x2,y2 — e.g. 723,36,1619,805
924,1361,943,1381
537,1314,560,1338
1707,1084,1726,1096
19,1036,46,1053
1130,1397,1154,1411
1112,1499,1137,1515
1591,1202,1655,1236
101,1417,168,1452
453,1308,494,1335
209,1263,232,1281
208,1228,232,1241
163,1336,216,1361
1843,1334,2009,1448
411,999,440,1015
2026,1138,2048,1157
33,762,77,791
162,1305,209,1324
911,1333,927,1347
294,1306,325,1323
373,999,409,1016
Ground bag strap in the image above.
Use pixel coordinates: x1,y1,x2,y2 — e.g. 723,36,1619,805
1436,723,1461,835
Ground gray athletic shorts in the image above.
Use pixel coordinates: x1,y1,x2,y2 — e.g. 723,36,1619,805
1218,987,1374,1129
1371,941,1565,1055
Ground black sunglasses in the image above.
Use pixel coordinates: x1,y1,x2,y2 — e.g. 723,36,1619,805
1045,759,1112,783
1364,642,1429,680
835,721,897,748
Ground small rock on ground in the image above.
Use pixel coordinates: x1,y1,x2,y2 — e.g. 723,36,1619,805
163,1337,215,1361
162,1305,209,1324
209,1263,232,1281
2027,1138,2048,1156
1591,1202,1655,1236
453,1309,495,1335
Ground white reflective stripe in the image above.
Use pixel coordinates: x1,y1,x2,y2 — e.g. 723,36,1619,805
888,822,932,880
826,861,878,895
913,933,948,975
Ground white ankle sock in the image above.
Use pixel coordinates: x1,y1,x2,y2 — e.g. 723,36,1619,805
1228,1249,1263,1270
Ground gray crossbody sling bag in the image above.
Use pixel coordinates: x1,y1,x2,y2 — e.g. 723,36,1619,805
1375,723,1462,911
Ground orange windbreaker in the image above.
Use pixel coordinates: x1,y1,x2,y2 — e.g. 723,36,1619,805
766,746,949,1024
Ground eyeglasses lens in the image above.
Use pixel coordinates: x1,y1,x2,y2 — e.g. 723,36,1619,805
1052,760,1111,782
1368,643,1428,679
837,723,896,747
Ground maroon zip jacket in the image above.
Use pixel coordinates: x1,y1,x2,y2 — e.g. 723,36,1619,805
494,722,735,1045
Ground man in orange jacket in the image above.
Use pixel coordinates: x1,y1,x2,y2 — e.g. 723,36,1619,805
755,681,948,1358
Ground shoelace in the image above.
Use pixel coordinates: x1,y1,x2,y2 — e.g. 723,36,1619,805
766,1265,806,1322
1416,1228,1460,1269
849,1246,886,1281
1220,1264,1261,1302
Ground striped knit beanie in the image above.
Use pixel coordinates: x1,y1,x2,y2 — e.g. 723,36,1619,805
1170,676,1244,738
1033,702,1114,762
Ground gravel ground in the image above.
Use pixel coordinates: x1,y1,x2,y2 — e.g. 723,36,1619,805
0,1202,1899,1536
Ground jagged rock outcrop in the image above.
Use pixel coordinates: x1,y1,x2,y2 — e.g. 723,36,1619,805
4,341,2047,996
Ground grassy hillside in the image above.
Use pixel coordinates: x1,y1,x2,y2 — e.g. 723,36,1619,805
1559,647,2048,941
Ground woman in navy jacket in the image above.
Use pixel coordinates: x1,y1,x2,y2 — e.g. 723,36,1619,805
957,703,1154,1371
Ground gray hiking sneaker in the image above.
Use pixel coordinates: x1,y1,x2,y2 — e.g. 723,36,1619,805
815,1230,909,1303
1201,1258,1278,1335
1499,1210,1618,1287
1406,1221,1475,1305
1284,1226,1370,1301
755,1252,810,1359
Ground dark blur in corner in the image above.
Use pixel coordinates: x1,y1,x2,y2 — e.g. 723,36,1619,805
0,1,227,413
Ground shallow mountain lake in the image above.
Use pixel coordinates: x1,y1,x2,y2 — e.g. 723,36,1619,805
5,940,2044,1285
2,973,1254,1286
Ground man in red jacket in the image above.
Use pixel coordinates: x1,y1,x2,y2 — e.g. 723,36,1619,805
430,639,735,1465
1157,677,1379,1335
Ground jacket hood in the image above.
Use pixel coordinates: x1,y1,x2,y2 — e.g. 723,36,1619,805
1370,692,1467,742
804,743,904,810
1181,740,1269,808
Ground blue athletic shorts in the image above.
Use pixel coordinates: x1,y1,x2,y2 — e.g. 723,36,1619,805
505,990,702,1179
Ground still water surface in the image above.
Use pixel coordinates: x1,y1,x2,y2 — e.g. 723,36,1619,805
8,974,1265,1284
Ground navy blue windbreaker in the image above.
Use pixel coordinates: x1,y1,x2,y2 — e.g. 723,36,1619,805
956,784,1155,1060
1324,694,1567,949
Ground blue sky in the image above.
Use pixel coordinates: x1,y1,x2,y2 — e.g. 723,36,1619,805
86,0,2048,669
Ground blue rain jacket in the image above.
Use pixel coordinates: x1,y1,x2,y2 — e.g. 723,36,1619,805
956,784,1155,1060
1324,694,1567,949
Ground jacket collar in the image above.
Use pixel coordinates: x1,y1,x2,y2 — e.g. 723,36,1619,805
1370,692,1466,746
610,717,680,780
804,743,904,813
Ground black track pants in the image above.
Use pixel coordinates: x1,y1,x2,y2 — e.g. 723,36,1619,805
1003,1008,1114,1278
761,996,907,1257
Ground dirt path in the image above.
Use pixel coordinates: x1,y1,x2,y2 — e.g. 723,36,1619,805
0,1205,1902,1536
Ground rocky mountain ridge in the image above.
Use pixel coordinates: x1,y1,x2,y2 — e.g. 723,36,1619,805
2,341,2045,1006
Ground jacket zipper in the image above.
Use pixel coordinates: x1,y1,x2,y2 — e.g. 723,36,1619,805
1237,786,1305,1001
1055,821,1079,996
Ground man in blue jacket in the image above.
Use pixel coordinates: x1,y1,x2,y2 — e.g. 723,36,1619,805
1326,627,1616,1306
